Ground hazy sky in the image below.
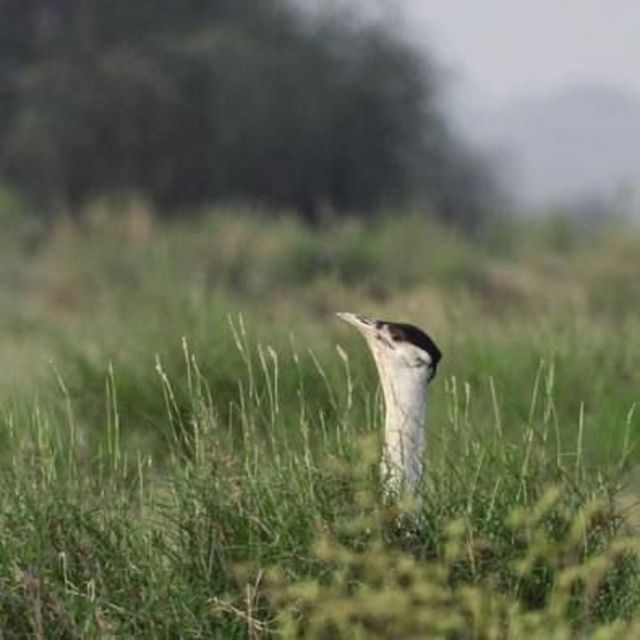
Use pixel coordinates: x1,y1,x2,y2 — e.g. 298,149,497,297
302,1,640,208
395,1,640,102
401,2,640,209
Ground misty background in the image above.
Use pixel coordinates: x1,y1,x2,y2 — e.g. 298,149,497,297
1,0,639,224
311,0,640,214
399,0,640,214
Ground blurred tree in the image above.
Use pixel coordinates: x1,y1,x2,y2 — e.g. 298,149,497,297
0,0,501,224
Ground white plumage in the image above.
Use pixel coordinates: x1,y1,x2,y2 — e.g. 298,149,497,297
337,312,442,496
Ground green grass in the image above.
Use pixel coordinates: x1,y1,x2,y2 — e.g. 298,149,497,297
0,205,639,637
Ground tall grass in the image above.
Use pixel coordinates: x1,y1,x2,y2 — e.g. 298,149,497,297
0,206,639,636
0,321,638,637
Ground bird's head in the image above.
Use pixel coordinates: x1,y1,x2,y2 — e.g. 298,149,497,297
337,312,442,383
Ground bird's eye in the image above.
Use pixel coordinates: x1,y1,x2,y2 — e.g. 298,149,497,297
389,328,403,342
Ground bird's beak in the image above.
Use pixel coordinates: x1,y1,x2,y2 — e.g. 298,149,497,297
336,312,377,335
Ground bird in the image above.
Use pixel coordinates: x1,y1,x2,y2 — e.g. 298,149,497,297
337,312,442,497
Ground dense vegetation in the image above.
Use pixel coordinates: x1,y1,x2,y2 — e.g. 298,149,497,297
0,206,639,637
0,1,499,224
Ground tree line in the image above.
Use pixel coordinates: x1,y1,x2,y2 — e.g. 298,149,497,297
0,0,501,225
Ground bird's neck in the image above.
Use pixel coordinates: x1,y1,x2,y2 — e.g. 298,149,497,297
376,362,428,496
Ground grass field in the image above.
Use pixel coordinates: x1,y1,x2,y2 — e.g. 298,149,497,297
1,204,639,637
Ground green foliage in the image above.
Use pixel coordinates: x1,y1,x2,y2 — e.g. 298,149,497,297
0,2,499,223
270,489,640,638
